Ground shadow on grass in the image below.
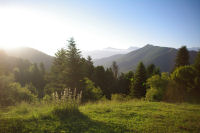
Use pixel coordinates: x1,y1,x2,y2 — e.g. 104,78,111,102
0,109,131,133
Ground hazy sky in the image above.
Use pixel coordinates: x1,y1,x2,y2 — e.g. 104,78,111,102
0,0,200,55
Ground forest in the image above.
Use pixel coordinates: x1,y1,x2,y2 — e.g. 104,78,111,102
0,38,200,132
1,38,200,106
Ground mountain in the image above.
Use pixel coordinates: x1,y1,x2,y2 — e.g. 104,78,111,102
94,44,197,72
4,45,198,73
82,47,138,59
5,47,54,70
188,47,200,51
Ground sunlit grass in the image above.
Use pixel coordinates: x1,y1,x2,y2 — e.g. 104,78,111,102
0,100,200,133
80,100,200,132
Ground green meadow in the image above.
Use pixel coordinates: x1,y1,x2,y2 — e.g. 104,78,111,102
0,100,200,133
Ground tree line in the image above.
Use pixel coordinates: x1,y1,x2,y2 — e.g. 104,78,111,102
0,39,200,106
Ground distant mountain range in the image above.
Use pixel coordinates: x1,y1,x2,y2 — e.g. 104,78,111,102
82,47,139,59
5,47,54,70
94,45,198,72
4,45,198,73
188,47,200,51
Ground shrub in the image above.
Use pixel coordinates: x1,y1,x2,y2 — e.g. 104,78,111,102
91,87,103,101
145,88,159,101
167,66,199,102
25,83,38,95
42,94,52,103
10,83,37,104
0,75,36,106
145,73,169,101
82,78,103,102
171,66,197,92
0,75,15,106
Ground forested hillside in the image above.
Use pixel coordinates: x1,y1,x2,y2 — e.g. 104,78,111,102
4,45,197,73
94,44,197,72
6,47,54,70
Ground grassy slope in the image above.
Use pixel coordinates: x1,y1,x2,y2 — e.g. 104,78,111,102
0,100,200,133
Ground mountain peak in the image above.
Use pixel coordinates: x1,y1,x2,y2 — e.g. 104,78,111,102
145,44,154,47
103,47,122,51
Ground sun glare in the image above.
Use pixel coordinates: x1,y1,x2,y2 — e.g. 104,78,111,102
1,5,134,54
0,6,73,54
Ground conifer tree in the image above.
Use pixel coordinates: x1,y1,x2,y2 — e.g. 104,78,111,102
111,61,119,79
146,64,160,78
193,50,200,94
83,56,94,79
194,50,200,75
175,46,189,68
146,64,155,78
65,38,83,90
130,62,147,98
46,48,68,97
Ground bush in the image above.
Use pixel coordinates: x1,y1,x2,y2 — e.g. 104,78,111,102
145,73,169,101
42,94,52,103
25,83,38,95
145,88,159,101
0,75,15,106
167,66,199,103
11,83,37,103
82,78,103,102
171,66,197,92
0,75,36,106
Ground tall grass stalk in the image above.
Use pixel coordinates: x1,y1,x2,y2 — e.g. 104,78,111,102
51,88,82,115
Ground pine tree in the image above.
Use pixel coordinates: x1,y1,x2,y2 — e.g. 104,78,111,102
146,64,160,78
175,46,189,68
52,48,67,87
117,71,134,95
86,56,94,79
194,50,200,75
81,56,94,80
146,64,155,78
130,62,147,98
46,48,68,97
65,38,83,90
111,61,119,79
193,50,200,93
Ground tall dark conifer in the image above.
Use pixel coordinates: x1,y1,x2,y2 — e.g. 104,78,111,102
130,62,147,98
175,46,189,69
85,56,94,79
65,38,83,90
194,50,200,75
111,61,119,79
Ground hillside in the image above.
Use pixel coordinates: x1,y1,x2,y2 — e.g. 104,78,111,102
6,47,54,70
4,45,198,72
94,45,197,72
82,47,138,59
188,47,200,51
0,50,30,74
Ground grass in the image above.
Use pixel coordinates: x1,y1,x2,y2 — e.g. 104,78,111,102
0,100,200,133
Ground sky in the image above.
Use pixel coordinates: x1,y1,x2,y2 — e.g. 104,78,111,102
0,0,200,56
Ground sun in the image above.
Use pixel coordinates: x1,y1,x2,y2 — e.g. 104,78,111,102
0,6,69,52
